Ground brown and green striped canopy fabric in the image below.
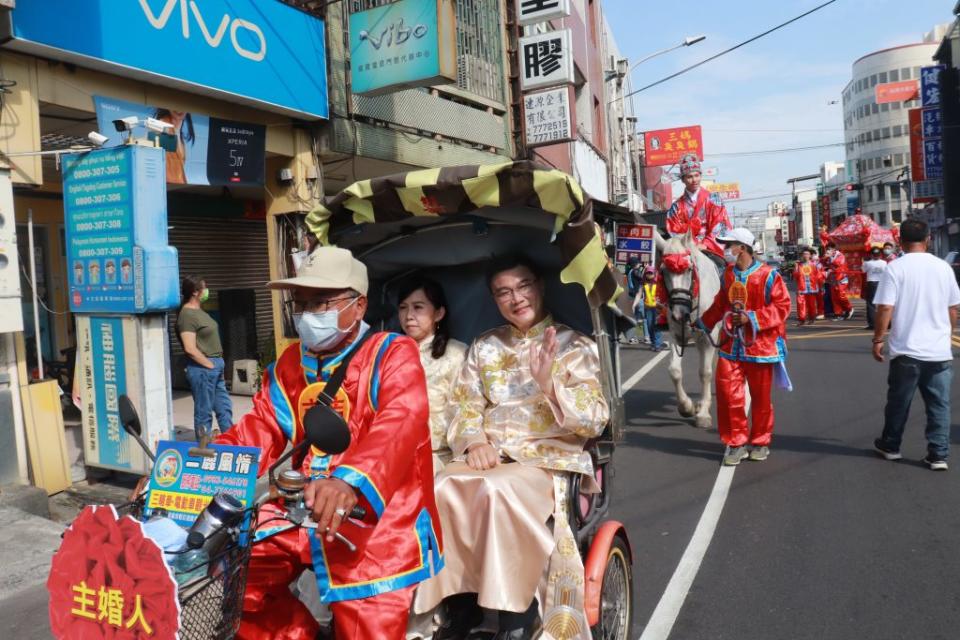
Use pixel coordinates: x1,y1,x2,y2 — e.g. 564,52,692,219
305,160,622,310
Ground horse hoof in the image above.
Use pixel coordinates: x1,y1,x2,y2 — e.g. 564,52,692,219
694,416,713,430
678,405,696,418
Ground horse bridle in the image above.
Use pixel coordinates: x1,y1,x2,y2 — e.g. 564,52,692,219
662,255,701,357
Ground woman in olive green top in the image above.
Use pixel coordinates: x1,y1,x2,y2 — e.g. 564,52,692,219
177,275,232,440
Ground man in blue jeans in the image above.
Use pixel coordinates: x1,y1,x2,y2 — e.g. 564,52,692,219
872,218,960,470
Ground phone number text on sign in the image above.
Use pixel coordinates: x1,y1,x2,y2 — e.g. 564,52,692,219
523,86,575,148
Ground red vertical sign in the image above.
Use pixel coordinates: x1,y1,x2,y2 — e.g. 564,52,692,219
908,107,925,182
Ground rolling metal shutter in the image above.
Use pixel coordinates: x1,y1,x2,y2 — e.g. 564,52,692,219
167,215,273,389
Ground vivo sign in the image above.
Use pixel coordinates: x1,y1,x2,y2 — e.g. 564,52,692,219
1,0,328,119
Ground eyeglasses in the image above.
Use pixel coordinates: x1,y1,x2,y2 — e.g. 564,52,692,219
285,295,358,315
493,279,536,303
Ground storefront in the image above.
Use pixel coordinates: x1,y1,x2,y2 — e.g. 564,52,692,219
0,0,329,488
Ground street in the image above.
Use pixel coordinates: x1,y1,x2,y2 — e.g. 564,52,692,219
613,311,960,640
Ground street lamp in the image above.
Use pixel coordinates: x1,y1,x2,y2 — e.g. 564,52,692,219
615,35,706,213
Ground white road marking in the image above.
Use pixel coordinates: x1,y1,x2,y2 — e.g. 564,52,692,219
622,350,670,391
638,465,735,640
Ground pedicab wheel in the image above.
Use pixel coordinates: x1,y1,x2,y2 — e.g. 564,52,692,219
590,536,632,640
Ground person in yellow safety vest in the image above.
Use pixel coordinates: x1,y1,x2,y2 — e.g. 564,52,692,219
633,267,666,351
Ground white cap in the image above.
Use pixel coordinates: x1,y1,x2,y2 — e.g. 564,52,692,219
716,228,756,247
268,246,369,295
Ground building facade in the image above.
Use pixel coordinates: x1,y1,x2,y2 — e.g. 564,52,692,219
841,27,948,226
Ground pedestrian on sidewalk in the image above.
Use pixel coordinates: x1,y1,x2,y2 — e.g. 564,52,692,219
177,275,233,445
624,256,646,344
634,267,665,351
696,228,792,466
824,242,854,321
872,218,960,471
792,247,822,326
862,247,887,330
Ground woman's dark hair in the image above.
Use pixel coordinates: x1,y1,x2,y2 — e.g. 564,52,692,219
155,109,195,145
181,275,204,306
397,276,451,359
485,255,540,291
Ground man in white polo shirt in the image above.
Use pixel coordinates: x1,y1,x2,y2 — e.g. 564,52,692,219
872,218,960,470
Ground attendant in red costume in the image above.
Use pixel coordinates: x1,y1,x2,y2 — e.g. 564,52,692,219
824,241,854,321
666,153,731,264
792,248,823,326
696,228,791,466
217,246,441,640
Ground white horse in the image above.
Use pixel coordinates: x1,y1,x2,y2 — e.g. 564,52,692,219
654,232,722,429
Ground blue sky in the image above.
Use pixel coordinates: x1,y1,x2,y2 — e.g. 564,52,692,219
602,0,951,219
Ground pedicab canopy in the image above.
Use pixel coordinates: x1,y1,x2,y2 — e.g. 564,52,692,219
305,161,623,310
827,214,898,252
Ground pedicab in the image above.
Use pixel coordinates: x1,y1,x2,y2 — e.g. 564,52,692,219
297,160,635,639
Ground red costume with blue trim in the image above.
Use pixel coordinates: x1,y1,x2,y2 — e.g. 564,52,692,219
666,188,731,259
824,250,853,316
699,261,791,448
217,329,441,640
792,261,823,322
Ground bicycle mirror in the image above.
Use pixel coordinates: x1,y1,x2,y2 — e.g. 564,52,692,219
118,394,142,437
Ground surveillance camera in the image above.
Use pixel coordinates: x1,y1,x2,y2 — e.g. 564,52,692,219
112,115,140,132
87,131,109,147
144,117,173,135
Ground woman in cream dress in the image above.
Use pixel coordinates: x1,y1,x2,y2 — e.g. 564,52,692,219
397,277,467,475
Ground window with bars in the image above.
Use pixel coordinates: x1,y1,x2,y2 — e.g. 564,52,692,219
349,0,505,104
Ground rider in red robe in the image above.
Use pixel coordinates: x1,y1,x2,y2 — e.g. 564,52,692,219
666,153,731,261
217,246,441,640
697,228,791,466
824,242,854,320
792,248,823,326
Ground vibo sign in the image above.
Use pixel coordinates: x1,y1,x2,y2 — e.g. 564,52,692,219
0,0,329,119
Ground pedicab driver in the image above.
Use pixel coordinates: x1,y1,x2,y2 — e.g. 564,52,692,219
415,256,609,640
666,153,732,265
216,246,442,640
695,229,792,466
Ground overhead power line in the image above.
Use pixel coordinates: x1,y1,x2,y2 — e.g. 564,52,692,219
624,0,840,99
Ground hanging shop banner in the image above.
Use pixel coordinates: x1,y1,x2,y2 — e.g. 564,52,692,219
523,86,575,147
702,182,740,200
2,0,328,119
615,223,656,267
703,167,719,178
144,441,259,529
643,125,703,167
519,29,575,91
875,80,919,104
94,96,266,187
350,0,458,96
63,146,179,314
518,0,572,26
921,65,945,107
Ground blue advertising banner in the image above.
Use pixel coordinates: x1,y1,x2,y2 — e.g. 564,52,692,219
350,0,457,96
145,441,260,529
3,0,328,119
89,317,129,469
63,146,179,313
94,96,266,186
924,138,943,179
921,65,944,107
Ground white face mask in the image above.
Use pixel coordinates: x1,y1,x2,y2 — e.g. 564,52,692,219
882,249,892,256
296,298,359,352
724,246,738,263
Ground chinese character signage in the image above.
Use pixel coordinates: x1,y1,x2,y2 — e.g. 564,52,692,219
94,96,266,186
523,86,575,147
63,146,179,314
518,0,571,26
921,65,944,107
144,441,260,529
4,0,328,119
350,0,458,96
875,80,919,104
909,106,943,203
48,505,180,640
81,317,129,469
702,181,741,200
520,29,575,91
643,125,703,167
615,224,656,266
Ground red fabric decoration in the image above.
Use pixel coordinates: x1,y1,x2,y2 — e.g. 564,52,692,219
827,214,897,252
662,252,692,274
47,505,180,640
